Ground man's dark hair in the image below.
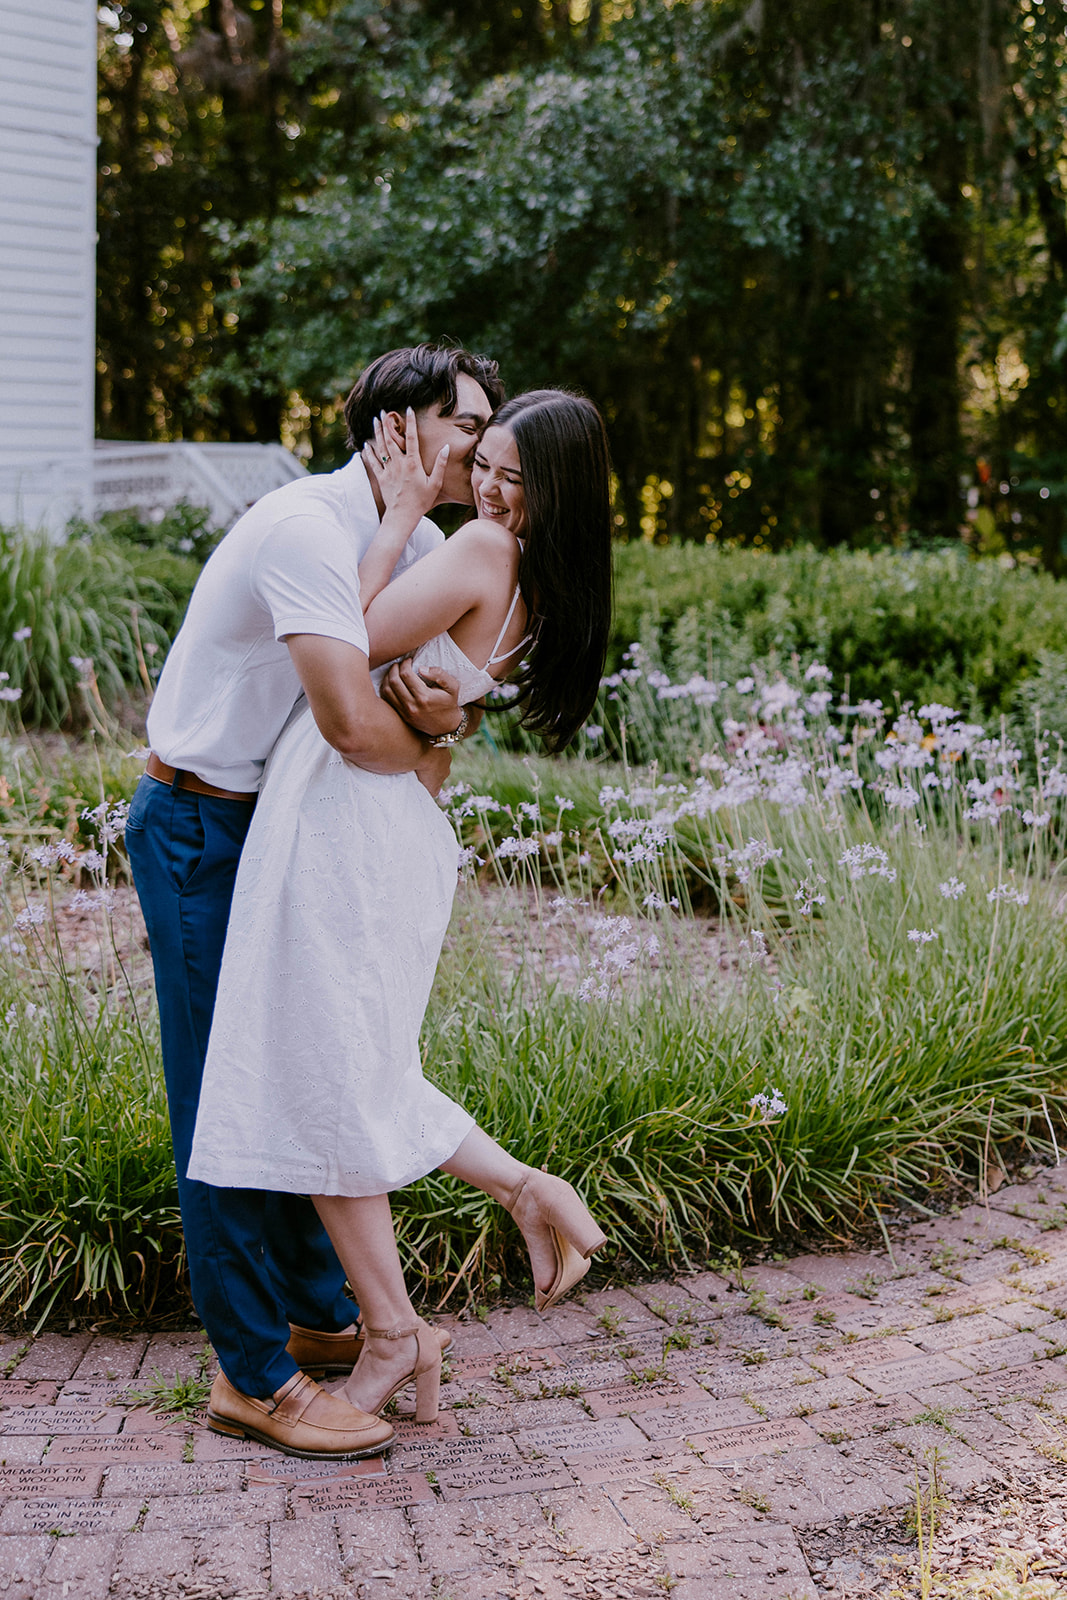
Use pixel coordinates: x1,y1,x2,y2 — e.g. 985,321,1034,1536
343,341,505,449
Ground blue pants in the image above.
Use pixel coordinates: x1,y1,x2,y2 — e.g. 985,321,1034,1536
125,772,357,1397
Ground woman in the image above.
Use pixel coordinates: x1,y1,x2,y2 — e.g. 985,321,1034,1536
188,390,612,1427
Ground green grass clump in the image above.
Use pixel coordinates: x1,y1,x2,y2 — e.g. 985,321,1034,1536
0,527,189,728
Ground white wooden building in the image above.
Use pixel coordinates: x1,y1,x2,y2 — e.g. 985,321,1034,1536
0,0,97,529
0,4,304,534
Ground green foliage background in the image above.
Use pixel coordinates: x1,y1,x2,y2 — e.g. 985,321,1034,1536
97,1,1067,561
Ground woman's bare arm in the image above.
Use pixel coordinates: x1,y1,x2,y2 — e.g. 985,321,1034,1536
363,520,519,669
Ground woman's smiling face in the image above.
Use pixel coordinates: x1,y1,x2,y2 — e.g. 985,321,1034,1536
471,424,527,537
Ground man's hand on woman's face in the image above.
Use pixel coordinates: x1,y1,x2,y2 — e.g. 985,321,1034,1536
380,657,463,737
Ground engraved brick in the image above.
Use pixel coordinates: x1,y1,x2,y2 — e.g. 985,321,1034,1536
141,1486,285,1531
959,1360,1067,1404
563,1444,690,1486
57,1380,132,1406
118,1405,188,1436
0,1406,124,1437
710,1356,818,1398
851,1353,974,1394
41,1532,120,1599
688,1418,821,1463
392,1431,518,1475
0,1497,140,1535
190,1427,277,1461
454,1397,587,1436
584,1376,709,1419
0,1382,60,1407
47,1431,186,1463
809,1337,923,1376
954,1249,1024,1285
950,1330,1054,1372
271,1515,345,1593
0,1463,101,1498
390,1412,460,1444
248,1455,387,1487
634,1398,764,1442
515,1415,646,1459
806,1394,925,1440
912,1314,1016,1353
293,1473,435,1515
102,1462,243,1496
754,1374,869,1420
436,1457,574,1501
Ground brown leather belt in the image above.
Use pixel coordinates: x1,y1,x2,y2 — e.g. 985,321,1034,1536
145,751,256,803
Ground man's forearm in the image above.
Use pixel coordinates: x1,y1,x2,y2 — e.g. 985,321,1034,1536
320,692,430,774
287,634,431,776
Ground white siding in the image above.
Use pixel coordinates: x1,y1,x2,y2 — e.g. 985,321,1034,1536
0,0,95,521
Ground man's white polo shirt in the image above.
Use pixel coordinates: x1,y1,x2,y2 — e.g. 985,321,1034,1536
146,454,442,793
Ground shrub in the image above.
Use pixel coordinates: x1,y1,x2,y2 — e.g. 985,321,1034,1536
610,544,1067,720
0,528,186,727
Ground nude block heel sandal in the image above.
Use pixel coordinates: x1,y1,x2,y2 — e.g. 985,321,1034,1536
506,1170,609,1314
362,1319,442,1424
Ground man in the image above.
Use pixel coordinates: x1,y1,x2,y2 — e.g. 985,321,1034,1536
125,342,503,1458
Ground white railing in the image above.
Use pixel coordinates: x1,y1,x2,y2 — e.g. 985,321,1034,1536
92,442,308,528
0,442,309,535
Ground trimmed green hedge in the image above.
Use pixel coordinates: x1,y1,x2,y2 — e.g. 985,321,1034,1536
611,544,1067,719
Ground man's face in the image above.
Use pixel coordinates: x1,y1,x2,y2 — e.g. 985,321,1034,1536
409,373,492,506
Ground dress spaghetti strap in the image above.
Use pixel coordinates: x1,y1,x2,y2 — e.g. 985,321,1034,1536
482,539,533,671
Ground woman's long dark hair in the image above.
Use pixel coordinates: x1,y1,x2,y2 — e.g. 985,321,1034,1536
488,389,613,753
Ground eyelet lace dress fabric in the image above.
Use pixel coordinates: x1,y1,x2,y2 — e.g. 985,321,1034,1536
186,631,503,1197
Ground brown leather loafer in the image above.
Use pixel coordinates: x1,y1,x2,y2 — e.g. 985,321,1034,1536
287,1320,454,1378
286,1322,365,1378
206,1370,394,1459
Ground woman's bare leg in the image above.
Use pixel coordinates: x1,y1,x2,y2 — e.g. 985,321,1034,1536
439,1127,561,1297
312,1193,426,1414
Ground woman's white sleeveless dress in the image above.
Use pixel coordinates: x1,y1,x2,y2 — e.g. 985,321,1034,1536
187,609,523,1197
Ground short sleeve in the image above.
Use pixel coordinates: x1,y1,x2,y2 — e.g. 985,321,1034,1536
252,515,369,655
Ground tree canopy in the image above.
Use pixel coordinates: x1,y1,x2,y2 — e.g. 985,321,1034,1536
97,1,1067,560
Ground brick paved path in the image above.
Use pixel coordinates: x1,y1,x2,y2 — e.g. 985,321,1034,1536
4,1168,1067,1599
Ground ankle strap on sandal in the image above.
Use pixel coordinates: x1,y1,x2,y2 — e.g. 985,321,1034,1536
362,1323,420,1340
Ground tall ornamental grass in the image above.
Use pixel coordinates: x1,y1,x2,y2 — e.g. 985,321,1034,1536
1,650,1066,1319
397,656,1067,1298
0,528,183,727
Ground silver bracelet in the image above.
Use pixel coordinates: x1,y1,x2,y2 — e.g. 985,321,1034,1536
428,706,470,748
